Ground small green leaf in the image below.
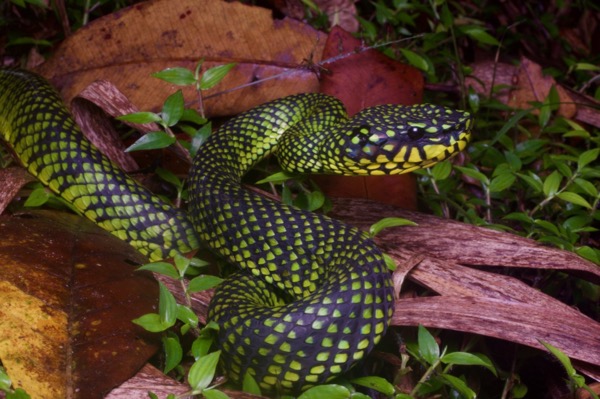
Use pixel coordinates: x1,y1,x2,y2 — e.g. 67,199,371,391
440,374,476,399
540,341,577,377
577,148,599,170
399,48,429,72
200,63,237,90
576,246,600,265
383,252,397,271
203,389,230,399
542,170,562,197
516,172,543,193
162,90,185,127
188,350,221,391
418,325,439,364
305,190,325,212
117,111,162,124
350,376,395,395
180,108,208,125
489,172,516,192
574,178,598,197
24,187,50,207
187,275,224,293
159,281,177,326
369,217,417,237
242,372,262,396
511,383,528,398
125,131,176,152
461,26,500,46
131,313,172,332
153,67,196,85
430,160,452,180
136,262,179,279
256,171,294,184
155,167,182,189
455,166,489,185
297,384,351,399
441,352,497,376
556,192,592,209
162,334,183,374
176,304,199,327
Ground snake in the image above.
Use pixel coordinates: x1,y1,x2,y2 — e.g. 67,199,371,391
0,68,473,393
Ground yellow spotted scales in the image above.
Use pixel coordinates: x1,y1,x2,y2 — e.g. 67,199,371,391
0,69,473,393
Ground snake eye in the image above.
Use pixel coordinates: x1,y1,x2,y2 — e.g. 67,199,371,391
407,126,425,140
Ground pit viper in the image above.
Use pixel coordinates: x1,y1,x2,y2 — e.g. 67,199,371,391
0,68,473,393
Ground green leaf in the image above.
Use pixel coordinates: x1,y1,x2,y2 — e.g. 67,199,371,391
176,304,199,327
516,172,543,193
188,350,221,391
418,325,439,364
540,341,577,378
242,372,262,396
399,48,429,72
556,192,592,209
305,190,325,212
441,352,497,376
155,167,182,189
350,376,395,395
430,160,452,180
131,313,172,332
256,171,294,185
199,63,237,90
369,217,417,237
461,26,500,46
24,187,50,207
159,281,177,326
136,262,179,279
297,384,351,399
203,389,230,399
383,252,397,271
125,131,176,152
180,108,208,125
489,172,516,192
162,90,185,127
577,148,600,170
542,170,562,197
0,367,12,391
152,67,196,85
455,166,489,185
574,178,598,197
439,374,476,399
576,246,600,265
187,275,224,294
439,3,454,28
117,111,162,124
511,383,528,398
162,334,183,374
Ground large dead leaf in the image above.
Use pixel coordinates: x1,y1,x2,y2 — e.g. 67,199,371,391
466,56,600,127
0,211,159,399
35,0,326,117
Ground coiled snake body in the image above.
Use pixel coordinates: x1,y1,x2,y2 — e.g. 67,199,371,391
0,69,473,392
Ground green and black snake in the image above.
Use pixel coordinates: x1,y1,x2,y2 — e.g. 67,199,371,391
0,68,473,393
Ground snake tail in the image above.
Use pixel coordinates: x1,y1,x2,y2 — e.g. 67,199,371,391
0,68,199,260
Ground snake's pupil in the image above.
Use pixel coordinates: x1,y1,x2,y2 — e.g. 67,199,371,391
407,126,425,140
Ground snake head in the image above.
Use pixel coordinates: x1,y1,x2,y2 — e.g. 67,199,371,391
319,103,474,175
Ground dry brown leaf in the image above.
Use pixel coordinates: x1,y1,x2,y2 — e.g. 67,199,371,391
0,211,159,399
466,57,600,127
36,0,326,118
509,56,577,118
0,167,34,214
